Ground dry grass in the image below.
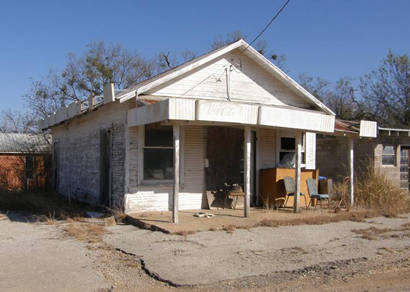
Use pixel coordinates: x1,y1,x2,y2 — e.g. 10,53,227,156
253,209,380,229
352,223,410,240
222,224,236,233
33,211,57,225
0,190,95,220
175,230,195,240
354,166,410,214
62,221,107,243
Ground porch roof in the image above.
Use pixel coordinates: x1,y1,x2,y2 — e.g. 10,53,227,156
127,97,336,133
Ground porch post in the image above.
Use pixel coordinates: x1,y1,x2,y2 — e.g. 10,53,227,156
172,125,180,223
294,131,302,213
348,137,354,207
244,127,251,218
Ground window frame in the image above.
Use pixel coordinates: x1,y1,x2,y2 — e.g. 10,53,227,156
381,144,396,166
276,132,305,168
142,125,174,183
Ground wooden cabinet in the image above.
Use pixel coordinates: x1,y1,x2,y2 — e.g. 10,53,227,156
259,168,319,208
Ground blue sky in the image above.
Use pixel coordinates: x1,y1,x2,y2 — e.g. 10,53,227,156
0,0,409,112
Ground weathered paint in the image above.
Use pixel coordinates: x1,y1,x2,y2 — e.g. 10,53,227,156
52,102,130,207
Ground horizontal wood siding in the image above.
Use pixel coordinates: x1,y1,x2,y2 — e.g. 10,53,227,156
125,125,206,213
148,50,311,109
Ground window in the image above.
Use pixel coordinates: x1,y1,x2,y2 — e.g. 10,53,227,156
25,156,34,179
278,134,305,168
143,125,174,180
279,137,296,167
382,145,396,166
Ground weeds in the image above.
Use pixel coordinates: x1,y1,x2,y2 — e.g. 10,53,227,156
62,221,107,243
175,230,195,240
0,191,94,220
352,224,410,240
33,211,57,225
223,224,236,233
354,166,410,214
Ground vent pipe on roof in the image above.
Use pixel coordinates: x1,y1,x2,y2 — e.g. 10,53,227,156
103,83,115,104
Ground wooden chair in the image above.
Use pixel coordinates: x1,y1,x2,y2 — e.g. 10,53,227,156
306,178,329,208
283,176,308,208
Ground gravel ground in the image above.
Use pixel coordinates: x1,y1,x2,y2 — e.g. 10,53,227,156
0,214,110,292
0,212,409,291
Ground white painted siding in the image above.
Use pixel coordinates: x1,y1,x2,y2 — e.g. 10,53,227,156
147,50,312,109
125,125,206,213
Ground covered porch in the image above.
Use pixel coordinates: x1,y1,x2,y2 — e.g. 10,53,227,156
124,97,335,223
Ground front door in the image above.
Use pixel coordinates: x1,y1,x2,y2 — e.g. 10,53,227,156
206,127,244,191
400,147,410,190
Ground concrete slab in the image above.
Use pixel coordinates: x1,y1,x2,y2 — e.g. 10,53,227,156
127,207,364,234
105,213,410,286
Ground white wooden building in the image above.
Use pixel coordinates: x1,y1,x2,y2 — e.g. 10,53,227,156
39,40,337,222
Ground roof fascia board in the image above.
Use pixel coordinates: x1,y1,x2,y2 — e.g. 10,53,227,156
138,41,245,94
117,40,246,103
242,45,335,116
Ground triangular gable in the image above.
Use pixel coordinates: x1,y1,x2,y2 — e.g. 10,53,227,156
117,40,335,115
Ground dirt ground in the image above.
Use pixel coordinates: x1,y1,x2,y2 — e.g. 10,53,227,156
0,211,409,291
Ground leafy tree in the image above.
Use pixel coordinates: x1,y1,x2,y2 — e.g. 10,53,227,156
358,51,410,127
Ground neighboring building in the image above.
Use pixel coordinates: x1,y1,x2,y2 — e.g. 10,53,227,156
39,40,336,217
0,133,51,191
317,121,410,191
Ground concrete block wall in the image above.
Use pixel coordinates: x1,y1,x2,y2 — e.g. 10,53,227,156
317,134,410,189
316,136,348,181
52,102,132,207
373,135,410,188
316,136,377,182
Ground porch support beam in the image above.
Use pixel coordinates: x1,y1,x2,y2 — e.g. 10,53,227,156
172,125,180,223
244,127,251,218
294,131,302,213
348,137,354,207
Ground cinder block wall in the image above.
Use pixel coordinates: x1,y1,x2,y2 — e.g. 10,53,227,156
52,102,132,207
317,134,410,189
373,135,410,188
316,135,376,183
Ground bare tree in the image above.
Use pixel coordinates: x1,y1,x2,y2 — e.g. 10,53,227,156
0,110,37,133
358,51,410,127
157,50,197,71
210,30,287,70
25,41,156,119
298,74,358,120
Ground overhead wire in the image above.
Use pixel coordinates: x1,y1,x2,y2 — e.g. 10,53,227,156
241,0,291,54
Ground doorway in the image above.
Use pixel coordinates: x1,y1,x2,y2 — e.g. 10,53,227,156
400,146,410,190
205,126,257,202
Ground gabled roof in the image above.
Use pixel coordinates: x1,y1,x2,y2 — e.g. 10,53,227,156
0,133,51,154
117,39,335,116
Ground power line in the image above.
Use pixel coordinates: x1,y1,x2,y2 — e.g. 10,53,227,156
242,0,291,53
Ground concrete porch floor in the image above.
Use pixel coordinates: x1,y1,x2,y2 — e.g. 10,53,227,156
126,207,344,234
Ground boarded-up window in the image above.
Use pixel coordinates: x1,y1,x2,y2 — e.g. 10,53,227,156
143,125,173,180
382,145,396,165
